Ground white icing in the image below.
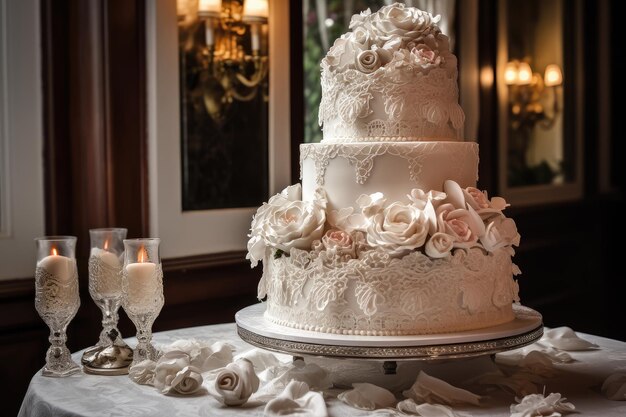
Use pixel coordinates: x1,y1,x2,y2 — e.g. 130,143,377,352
300,142,478,211
261,247,518,336
319,4,465,142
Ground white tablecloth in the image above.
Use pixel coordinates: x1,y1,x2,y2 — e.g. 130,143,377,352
18,323,626,417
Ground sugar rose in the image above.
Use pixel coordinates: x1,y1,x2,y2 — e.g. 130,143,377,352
247,185,326,267
365,201,429,258
370,4,440,42
356,50,382,73
436,203,484,249
208,359,260,406
425,232,455,258
322,229,356,258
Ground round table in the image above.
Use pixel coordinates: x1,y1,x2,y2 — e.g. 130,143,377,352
18,323,626,417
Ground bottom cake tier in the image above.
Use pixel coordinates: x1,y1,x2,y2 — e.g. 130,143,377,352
260,247,520,336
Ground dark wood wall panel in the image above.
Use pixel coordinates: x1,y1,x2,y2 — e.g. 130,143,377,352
1,1,259,415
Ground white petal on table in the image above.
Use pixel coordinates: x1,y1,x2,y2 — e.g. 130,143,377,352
397,399,460,416
471,371,540,397
510,392,576,417
264,381,328,417
601,372,626,401
234,348,285,373
540,327,599,351
254,359,332,402
337,382,397,410
403,371,482,406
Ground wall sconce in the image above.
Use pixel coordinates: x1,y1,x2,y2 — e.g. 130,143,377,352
504,60,563,131
180,0,269,125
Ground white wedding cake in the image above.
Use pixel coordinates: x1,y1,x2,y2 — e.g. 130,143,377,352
246,4,521,336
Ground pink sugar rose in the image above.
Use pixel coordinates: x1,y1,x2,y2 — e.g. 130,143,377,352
436,203,484,249
321,229,358,259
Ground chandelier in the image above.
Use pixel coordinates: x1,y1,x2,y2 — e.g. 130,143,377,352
178,0,269,125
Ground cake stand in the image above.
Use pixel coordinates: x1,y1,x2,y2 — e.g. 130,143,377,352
235,303,543,374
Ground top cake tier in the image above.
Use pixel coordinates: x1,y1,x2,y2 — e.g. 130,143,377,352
319,4,465,143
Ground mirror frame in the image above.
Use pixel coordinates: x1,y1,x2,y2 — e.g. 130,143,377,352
496,0,584,206
146,0,291,258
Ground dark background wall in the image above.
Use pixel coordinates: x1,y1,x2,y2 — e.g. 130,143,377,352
0,0,624,416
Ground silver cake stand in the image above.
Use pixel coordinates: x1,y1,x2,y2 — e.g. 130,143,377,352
235,303,543,374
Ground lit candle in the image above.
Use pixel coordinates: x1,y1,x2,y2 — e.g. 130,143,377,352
90,239,122,297
37,247,74,283
125,245,157,307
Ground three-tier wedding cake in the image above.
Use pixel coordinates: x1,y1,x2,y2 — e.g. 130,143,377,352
246,4,521,336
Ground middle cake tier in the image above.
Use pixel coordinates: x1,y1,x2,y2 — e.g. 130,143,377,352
301,141,479,210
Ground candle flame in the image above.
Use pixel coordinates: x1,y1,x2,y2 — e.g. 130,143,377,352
138,245,148,263
104,239,109,250
51,246,58,256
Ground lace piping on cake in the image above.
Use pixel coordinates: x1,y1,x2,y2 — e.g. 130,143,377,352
300,142,479,186
319,67,465,141
261,247,519,336
321,134,450,144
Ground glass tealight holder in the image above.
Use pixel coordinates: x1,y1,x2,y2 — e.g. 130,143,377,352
81,227,134,375
121,238,164,366
34,236,81,377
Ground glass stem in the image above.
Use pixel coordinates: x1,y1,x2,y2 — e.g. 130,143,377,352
98,298,121,346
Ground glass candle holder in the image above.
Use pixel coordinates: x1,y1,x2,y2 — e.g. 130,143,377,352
121,238,164,366
88,228,126,345
34,236,81,377
81,228,134,375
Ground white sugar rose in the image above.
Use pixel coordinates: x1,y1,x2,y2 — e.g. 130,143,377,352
436,203,484,249
247,185,326,267
407,188,446,210
153,351,200,394
365,201,429,258
208,359,260,406
352,26,372,49
349,8,372,30
356,50,381,73
370,4,440,42
163,366,204,395
481,216,521,252
323,32,368,71
425,232,455,258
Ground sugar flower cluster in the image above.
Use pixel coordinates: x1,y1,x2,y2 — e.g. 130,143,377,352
322,3,456,75
246,180,520,268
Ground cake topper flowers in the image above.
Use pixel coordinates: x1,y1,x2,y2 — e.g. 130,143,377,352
322,3,455,75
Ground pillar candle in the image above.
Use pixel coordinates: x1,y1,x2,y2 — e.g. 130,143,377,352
125,262,158,308
90,247,123,297
37,253,74,283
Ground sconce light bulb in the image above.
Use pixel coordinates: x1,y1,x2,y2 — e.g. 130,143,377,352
504,61,519,85
517,62,533,85
544,64,563,87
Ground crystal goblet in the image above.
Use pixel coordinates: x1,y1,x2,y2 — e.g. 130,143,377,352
121,238,164,366
82,228,134,374
34,236,81,377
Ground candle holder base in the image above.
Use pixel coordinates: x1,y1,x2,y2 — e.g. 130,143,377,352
42,361,81,378
81,329,133,375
